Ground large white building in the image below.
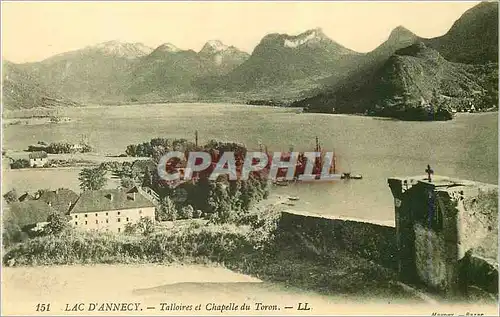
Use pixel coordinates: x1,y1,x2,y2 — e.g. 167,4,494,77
69,187,156,233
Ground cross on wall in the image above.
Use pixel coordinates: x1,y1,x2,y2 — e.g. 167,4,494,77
426,164,434,182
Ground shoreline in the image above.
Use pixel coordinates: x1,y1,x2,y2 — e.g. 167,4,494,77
4,103,497,121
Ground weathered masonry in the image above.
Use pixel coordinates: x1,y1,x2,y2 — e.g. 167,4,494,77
278,175,497,299
388,175,498,296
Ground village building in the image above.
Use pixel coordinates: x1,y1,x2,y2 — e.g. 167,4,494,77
70,143,84,152
69,186,156,233
4,188,79,233
29,151,48,167
5,200,57,233
36,188,79,214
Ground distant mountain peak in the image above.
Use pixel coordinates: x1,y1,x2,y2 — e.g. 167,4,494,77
283,28,329,48
388,25,417,41
305,27,326,36
197,40,248,69
89,40,153,58
155,43,181,53
200,40,230,54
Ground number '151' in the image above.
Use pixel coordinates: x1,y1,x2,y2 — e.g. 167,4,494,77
36,303,51,312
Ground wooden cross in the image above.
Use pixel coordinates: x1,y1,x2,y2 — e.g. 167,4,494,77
425,164,434,182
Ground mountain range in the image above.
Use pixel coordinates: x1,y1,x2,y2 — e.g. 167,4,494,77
294,41,497,119
2,1,498,119
3,61,81,110
292,1,498,120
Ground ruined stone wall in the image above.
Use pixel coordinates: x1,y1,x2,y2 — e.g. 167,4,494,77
388,175,498,296
276,176,498,297
458,188,498,260
278,211,397,269
413,223,449,290
465,254,498,295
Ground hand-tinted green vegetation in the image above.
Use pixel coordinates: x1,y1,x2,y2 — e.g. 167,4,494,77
28,141,92,154
2,206,416,300
78,167,108,191
3,205,280,265
124,137,271,223
9,159,30,169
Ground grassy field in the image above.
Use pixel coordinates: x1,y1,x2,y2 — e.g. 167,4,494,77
2,168,120,195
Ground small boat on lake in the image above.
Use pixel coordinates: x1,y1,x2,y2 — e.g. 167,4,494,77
341,172,363,180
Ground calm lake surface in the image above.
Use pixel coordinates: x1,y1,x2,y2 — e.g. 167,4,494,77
4,103,497,222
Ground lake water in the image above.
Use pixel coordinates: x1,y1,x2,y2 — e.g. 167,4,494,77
3,104,497,222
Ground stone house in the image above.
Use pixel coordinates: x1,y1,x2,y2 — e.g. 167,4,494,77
29,151,48,167
37,188,79,213
69,186,156,233
5,200,57,233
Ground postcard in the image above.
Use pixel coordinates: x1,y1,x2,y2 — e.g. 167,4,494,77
1,1,498,316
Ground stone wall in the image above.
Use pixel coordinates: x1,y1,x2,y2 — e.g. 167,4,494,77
463,254,498,295
458,188,498,260
278,210,397,269
388,175,498,296
273,175,497,298
414,223,449,290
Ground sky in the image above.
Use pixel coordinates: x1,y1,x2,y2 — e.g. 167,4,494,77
2,1,481,63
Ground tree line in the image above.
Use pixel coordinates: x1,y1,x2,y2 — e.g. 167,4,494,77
123,137,271,224
28,141,92,154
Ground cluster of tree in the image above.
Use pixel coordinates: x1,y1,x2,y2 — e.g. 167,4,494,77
99,161,141,189
28,141,92,154
49,116,72,123
3,210,71,248
99,161,124,171
3,189,19,203
43,213,71,235
10,158,95,169
79,161,156,192
123,217,155,236
156,198,203,221
125,137,271,224
125,138,197,158
78,167,107,191
124,137,248,160
152,173,270,224
3,220,27,247
10,159,30,169
469,62,499,110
